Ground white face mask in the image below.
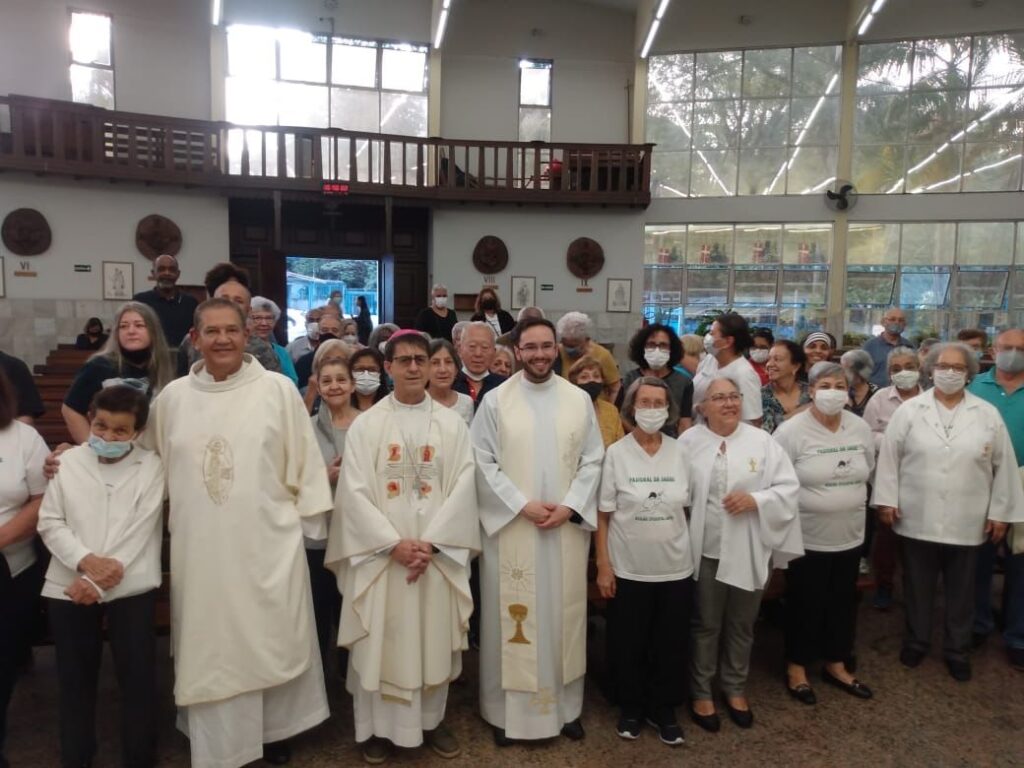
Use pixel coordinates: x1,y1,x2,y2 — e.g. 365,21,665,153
305,322,319,340
378,341,389,355
891,369,920,390
353,371,381,395
644,348,670,370
814,388,848,415
342,334,358,345
933,369,966,395
434,296,448,309
750,348,770,364
703,333,717,356
634,407,669,434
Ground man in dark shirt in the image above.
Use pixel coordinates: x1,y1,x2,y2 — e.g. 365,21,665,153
133,254,198,348
0,350,45,424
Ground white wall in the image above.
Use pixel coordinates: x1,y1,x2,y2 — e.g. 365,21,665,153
431,206,646,357
222,0,431,43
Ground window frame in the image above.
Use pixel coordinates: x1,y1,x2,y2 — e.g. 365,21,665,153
68,8,115,109
518,58,553,142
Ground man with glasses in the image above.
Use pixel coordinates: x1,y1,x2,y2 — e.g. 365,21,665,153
453,322,506,412
472,317,604,745
969,328,1024,671
326,330,478,764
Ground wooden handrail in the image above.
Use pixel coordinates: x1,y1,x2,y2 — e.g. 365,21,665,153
0,94,652,206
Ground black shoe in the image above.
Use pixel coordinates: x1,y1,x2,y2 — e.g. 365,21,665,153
616,713,642,740
560,718,585,741
689,705,720,733
263,739,292,765
972,632,989,649
1009,647,1024,671
786,681,817,705
900,647,926,668
821,669,873,699
492,727,511,747
946,659,972,682
724,701,754,729
645,712,685,746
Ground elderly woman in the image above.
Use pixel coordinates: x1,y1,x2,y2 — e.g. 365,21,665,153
749,329,773,385
556,311,622,402
692,313,763,425
490,344,514,378
761,341,811,434
596,377,693,746
427,339,474,425
250,296,299,385
414,283,458,342
774,362,876,704
619,324,693,437
841,349,878,417
349,347,389,412
471,287,515,337
802,331,835,373
62,302,173,444
874,342,1024,681
0,371,48,768
679,376,800,732
568,355,624,448
368,323,399,355
339,317,360,346
861,346,923,610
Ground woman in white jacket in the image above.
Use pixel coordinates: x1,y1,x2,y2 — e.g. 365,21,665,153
874,342,1024,682
37,384,165,768
679,376,801,733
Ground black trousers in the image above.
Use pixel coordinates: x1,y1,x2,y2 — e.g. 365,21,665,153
607,576,693,715
898,535,977,662
0,559,38,758
306,548,343,675
784,547,861,666
48,590,157,768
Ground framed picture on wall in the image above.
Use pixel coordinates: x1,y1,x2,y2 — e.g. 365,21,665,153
607,278,632,313
0,256,5,297
510,276,535,310
102,261,134,301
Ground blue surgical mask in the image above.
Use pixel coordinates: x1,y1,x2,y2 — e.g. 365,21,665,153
88,434,134,460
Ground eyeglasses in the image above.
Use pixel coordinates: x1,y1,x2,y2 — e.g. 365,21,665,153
518,342,557,354
644,343,671,351
708,393,743,403
392,354,429,367
934,363,968,373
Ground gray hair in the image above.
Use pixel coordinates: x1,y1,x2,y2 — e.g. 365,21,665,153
919,337,940,353
556,311,592,341
250,296,281,322
431,283,448,294
925,341,980,381
887,345,917,367
621,376,679,429
840,349,873,382
368,323,399,350
517,305,545,322
808,361,846,386
463,320,497,342
451,320,470,343
312,339,351,377
493,344,514,365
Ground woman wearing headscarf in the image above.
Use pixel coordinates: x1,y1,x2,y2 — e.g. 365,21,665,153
680,376,801,732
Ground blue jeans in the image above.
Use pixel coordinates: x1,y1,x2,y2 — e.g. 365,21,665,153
974,539,1024,650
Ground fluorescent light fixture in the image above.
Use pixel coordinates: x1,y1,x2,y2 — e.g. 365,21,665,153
211,0,222,25
640,0,671,58
434,7,449,49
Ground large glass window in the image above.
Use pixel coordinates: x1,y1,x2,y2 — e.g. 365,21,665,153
845,220,1022,343
69,11,114,109
643,223,833,336
854,34,1024,193
647,46,841,197
519,60,552,142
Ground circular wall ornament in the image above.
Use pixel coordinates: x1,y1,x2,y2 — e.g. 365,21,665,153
1,208,51,256
135,214,182,259
566,237,605,280
472,235,509,275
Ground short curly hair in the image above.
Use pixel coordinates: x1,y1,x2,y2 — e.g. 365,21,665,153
203,262,250,296
628,323,683,370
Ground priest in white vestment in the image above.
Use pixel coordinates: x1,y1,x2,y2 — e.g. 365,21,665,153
146,298,334,768
325,331,479,764
471,317,604,744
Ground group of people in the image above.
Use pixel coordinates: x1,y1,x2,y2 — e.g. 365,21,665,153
1,264,1023,768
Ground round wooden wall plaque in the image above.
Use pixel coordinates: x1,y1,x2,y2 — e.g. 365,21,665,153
566,237,605,280
1,208,51,256
472,235,509,275
135,214,183,259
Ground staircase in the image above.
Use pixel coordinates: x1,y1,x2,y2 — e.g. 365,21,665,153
32,343,91,447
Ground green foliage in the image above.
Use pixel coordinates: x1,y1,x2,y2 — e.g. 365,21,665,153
286,257,377,291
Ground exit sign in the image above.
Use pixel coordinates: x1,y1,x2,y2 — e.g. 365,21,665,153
322,182,350,196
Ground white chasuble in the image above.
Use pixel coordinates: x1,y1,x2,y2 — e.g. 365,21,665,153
147,357,334,707
472,373,604,738
325,395,479,706
679,423,802,592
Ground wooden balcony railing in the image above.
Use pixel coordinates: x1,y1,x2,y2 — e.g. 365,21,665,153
0,95,652,206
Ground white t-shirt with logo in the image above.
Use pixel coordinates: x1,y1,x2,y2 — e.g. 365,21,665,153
598,433,694,582
773,409,875,552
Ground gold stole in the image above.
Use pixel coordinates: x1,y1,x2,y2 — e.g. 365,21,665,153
495,375,590,692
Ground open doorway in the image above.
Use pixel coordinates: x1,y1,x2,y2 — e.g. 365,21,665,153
285,256,380,342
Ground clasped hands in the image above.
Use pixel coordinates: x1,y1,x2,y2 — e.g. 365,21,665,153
390,539,434,583
68,553,125,605
520,501,574,529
